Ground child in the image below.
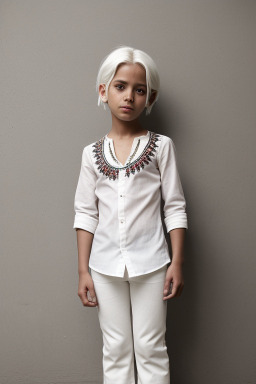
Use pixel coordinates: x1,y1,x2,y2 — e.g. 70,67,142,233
73,45,188,384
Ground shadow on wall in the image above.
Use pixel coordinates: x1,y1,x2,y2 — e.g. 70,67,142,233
141,101,198,382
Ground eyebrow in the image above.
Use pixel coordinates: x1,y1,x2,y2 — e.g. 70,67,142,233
113,80,147,87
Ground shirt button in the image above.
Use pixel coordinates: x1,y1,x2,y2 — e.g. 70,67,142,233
120,219,124,223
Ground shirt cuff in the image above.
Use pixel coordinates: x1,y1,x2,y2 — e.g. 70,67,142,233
73,213,98,234
164,213,188,233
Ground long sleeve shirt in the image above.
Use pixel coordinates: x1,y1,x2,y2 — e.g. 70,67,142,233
73,130,188,277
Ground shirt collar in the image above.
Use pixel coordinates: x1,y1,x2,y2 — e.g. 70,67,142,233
105,130,150,142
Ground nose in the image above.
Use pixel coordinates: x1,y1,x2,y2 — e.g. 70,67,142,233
124,90,134,102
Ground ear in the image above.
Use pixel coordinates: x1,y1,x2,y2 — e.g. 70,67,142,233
99,84,108,103
147,90,157,107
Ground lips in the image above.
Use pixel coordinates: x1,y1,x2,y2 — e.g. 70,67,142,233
121,106,133,110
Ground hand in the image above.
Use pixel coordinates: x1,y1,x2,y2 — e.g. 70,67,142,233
163,262,184,300
78,271,98,307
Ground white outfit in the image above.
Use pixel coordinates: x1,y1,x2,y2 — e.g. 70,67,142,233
73,130,188,278
73,130,188,383
91,265,170,384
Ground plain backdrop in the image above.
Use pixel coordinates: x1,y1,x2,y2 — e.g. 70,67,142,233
1,1,255,383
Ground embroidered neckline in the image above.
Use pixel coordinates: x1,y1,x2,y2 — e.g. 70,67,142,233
92,131,161,180
108,137,141,166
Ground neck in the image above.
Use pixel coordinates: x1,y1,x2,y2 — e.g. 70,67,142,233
108,115,146,139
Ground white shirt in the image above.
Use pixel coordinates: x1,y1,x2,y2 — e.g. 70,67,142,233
73,130,188,277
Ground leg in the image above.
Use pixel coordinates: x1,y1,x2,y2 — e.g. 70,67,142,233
129,265,170,384
91,268,135,384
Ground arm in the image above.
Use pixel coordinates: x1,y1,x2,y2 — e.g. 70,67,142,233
162,228,186,300
169,227,185,266
76,229,94,275
76,229,98,307
157,137,188,300
73,145,99,307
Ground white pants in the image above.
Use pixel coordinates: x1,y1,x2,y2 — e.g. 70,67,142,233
91,264,170,384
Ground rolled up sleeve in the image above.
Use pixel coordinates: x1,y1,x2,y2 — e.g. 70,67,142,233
158,137,188,233
73,145,99,234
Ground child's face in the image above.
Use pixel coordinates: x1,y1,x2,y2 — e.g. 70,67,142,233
100,63,148,122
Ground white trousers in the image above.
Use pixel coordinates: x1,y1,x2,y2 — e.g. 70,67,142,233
90,264,170,384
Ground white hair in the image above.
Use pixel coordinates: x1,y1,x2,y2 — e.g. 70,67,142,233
96,45,160,116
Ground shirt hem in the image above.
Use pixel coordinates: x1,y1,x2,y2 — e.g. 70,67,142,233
89,259,171,278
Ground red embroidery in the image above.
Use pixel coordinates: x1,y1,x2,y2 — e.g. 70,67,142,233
92,131,160,181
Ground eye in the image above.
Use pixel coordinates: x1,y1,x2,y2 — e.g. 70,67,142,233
137,88,146,95
116,84,124,90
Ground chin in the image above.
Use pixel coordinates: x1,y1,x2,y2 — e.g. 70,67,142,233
117,113,136,120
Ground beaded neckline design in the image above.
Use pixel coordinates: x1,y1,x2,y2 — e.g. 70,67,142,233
92,131,161,180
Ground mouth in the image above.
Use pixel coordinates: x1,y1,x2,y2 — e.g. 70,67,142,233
120,106,134,111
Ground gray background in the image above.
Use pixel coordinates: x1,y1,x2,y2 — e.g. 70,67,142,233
1,1,255,383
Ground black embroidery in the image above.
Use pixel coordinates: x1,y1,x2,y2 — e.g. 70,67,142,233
92,131,161,181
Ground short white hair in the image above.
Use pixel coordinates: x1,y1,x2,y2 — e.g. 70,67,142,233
96,45,160,116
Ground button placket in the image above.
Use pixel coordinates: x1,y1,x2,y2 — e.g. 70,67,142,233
118,169,127,252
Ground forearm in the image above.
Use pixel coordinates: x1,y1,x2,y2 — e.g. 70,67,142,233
169,228,186,265
76,229,94,274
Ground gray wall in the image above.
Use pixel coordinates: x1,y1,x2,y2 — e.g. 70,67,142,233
1,1,255,383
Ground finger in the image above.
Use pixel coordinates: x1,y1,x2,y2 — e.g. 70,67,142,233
83,295,98,307
78,289,98,307
163,280,173,296
87,290,98,305
170,284,179,298
163,284,179,300
86,300,98,307
78,292,89,306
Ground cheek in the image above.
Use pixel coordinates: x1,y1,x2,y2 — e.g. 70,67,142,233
138,96,147,106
